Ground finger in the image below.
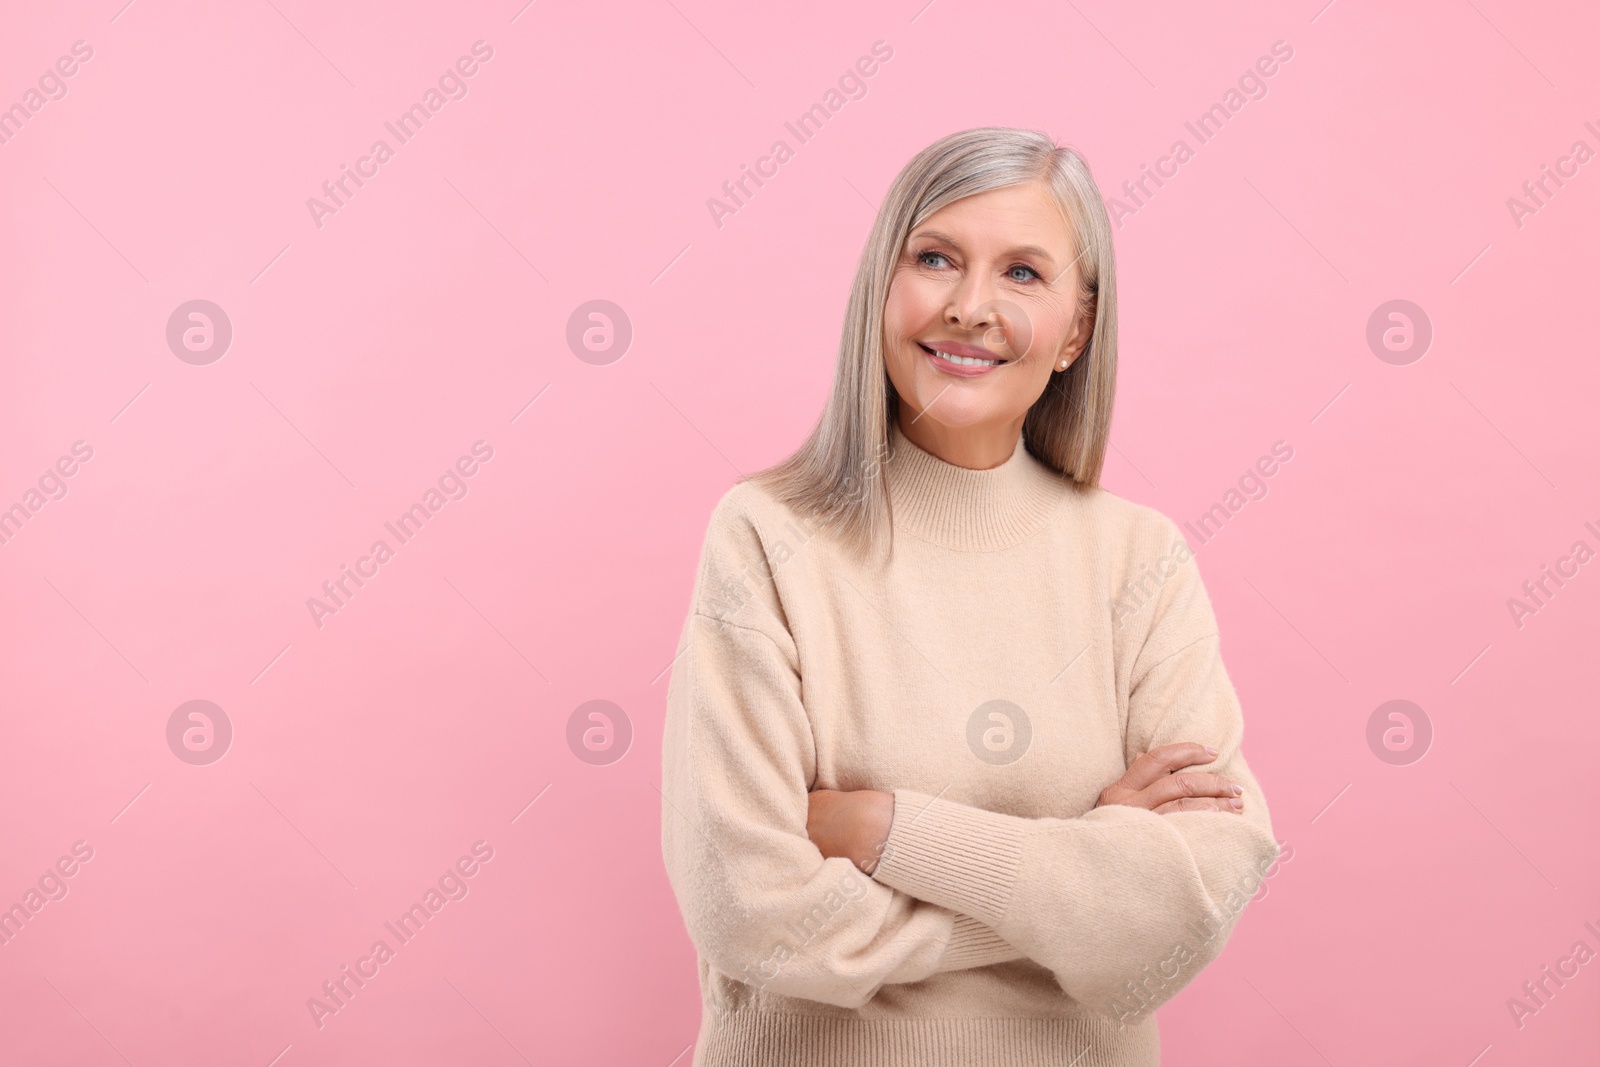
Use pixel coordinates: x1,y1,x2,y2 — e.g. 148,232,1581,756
1153,797,1240,815
1119,742,1217,792
1138,772,1241,808
1152,797,1220,814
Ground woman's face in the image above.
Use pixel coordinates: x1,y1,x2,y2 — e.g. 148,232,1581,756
882,180,1090,452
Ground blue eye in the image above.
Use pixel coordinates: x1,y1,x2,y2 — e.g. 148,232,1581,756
917,251,950,269
1009,264,1042,283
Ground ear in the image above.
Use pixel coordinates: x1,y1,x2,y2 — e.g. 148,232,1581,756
1059,335,1089,361
1056,307,1094,369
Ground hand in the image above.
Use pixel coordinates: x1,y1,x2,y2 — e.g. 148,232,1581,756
806,789,895,873
1095,742,1244,815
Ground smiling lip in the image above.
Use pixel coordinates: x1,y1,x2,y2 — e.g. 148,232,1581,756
923,341,1005,361
918,341,1009,377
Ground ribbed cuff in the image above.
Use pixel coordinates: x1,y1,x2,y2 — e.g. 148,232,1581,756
936,912,1026,971
871,789,1026,930
694,1004,1162,1067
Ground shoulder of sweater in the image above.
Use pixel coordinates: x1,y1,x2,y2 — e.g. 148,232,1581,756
686,478,805,633
1063,483,1220,662
1049,479,1189,560
700,477,801,553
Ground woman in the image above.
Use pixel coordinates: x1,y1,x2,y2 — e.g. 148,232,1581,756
660,126,1279,1066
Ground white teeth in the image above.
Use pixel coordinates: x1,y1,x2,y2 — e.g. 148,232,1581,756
930,349,1002,366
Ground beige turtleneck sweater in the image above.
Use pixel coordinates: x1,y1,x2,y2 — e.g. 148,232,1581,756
660,420,1280,1066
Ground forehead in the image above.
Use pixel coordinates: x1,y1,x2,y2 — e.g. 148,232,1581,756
912,182,1074,251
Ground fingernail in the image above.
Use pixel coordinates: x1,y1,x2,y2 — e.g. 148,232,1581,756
1231,784,1243,796
1205,746,1217,756
1230,798,1243,809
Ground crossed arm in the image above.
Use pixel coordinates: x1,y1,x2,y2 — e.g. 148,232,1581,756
660,516,1279,1016
803,736,1263,1020
661,623,1277,1015
661,609,1029,1010
805,739,1248,875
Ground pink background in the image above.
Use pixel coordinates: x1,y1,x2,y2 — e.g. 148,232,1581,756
2,0,1597,1063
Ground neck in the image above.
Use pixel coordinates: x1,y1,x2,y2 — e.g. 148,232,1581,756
895,413,1027,470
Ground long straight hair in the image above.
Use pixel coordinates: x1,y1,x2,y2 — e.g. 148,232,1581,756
748,126,1119,561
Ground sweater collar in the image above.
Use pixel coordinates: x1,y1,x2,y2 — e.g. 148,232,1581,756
883,420,1067,551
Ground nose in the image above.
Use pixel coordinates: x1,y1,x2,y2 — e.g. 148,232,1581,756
942,268,1000,334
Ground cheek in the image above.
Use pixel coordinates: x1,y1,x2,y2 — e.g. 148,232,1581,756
1024,307,1076,360
881,299,908,346
883,275,938,338
1008,352,1057,396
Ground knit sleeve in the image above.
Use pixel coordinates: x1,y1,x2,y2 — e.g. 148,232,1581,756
868,519,1280,1025
660,497,1025,1010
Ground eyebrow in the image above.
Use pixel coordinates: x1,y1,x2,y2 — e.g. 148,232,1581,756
907,229,1059,268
